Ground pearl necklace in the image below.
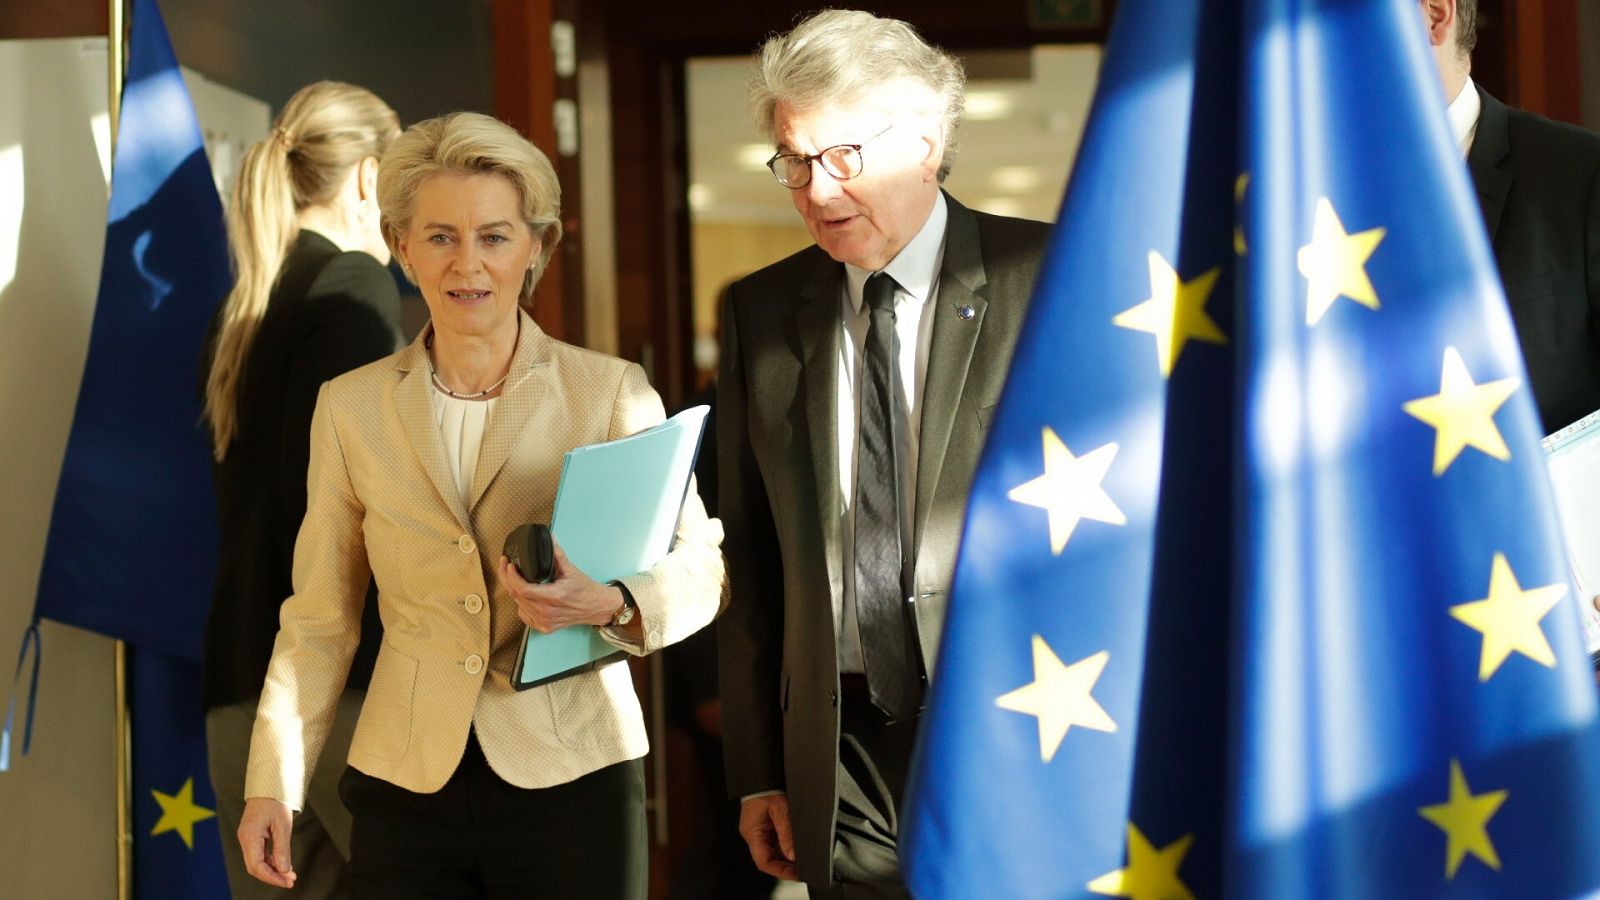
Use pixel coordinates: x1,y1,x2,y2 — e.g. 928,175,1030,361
426,333,510,400
431,368,508,400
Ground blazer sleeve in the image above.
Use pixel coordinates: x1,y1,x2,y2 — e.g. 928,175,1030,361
245,382,373,809
600,362,726,656
714,285,788,798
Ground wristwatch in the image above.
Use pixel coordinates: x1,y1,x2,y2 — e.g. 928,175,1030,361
609,583,637,627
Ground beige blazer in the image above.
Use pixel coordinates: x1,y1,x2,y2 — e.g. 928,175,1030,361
246,311,724,808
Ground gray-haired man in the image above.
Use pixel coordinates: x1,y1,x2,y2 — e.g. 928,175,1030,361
716,10,1051,897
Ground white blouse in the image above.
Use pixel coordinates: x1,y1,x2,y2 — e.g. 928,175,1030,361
429,389,498,507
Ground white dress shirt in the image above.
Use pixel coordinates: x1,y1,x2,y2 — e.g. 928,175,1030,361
1446,76,1482,159
835,191,948,672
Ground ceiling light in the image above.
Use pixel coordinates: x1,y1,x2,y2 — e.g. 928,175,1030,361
964,91,1014,121
990,166,1041,193
737,143,774,171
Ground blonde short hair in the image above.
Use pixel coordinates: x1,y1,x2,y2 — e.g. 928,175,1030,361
749,10,966,181
378,112,563,302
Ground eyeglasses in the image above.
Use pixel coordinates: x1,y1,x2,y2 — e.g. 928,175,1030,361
765,125,894,189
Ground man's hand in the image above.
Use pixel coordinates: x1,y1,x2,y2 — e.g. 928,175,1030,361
238,796,297,888
738,793,799,881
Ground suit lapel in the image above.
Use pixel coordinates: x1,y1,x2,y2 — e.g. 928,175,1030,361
395,326,471,531
470,310,550,512
797,257,845,585
913,196,986,553
1468,85,1512,242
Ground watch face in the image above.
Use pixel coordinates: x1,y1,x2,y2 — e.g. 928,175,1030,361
617,606,636,626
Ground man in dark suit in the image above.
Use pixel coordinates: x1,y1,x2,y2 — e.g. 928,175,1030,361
1422,0,1600,434
716,10,1050,897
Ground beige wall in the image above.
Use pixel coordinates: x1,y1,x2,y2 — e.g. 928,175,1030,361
689,220,813,377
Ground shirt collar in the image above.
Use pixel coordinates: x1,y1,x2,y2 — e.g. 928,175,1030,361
844,191,949,314
1446,76,1481,159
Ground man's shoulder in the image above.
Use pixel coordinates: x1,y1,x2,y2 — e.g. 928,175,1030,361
1503,103,1600,165
735,243,830,292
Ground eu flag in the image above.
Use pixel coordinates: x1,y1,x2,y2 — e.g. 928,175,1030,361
11,0,231,893
902,0,1600,896
32,0,229,662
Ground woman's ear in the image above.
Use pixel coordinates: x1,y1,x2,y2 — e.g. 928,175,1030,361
358,156,380,203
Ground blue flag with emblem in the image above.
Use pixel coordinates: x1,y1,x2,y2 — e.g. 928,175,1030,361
4,0,230,892
30,0,227,660
902,0,1600,896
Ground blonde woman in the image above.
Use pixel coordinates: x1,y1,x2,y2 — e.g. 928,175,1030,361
201,80,402,900
236,112,724,898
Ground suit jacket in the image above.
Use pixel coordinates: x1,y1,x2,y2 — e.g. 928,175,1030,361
1468,86,1600,434
245,311,725,807
716,194,1049,887
202,230,401,712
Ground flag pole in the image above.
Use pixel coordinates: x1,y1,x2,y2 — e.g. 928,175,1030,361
108,0,132,894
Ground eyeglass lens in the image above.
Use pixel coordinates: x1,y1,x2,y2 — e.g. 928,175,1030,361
775,145,864,188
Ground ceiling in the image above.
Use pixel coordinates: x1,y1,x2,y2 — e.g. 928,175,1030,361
686,43,1102,227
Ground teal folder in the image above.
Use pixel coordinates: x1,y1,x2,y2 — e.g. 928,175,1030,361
511,405,709,690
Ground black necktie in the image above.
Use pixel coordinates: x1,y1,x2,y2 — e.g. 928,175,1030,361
855,272,919,722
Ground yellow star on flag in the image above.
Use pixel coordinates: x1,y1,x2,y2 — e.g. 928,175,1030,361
1296,197,1386,325
1233,173,1250,256
995,636,1115,763
150,777,216,850
1402,346,1520,476
1112,250,1226,377
1450,552,1565,681
1087,823,1196,900
1417,758,1509,879
1007,428,1126,555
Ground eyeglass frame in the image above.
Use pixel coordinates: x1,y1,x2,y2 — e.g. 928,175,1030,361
764,124,895,190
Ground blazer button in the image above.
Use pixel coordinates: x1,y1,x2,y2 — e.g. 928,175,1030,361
464,594,484,614
464,654,484,674
458,534,476,554
830,690,838,707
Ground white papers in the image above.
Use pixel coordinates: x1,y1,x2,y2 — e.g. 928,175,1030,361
1542,408,1600,658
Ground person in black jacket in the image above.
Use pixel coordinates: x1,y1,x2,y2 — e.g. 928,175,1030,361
200,81,402,900
1422,0,1600,435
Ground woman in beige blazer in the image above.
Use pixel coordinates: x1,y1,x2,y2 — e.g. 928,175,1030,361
236,112,724,899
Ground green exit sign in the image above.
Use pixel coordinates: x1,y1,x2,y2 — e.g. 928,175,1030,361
1030,0,1102,28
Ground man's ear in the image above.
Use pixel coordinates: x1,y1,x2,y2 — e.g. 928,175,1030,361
1420,0,1455,48
918,123,945,184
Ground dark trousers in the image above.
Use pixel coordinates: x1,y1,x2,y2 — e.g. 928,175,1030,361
813,674,917,900
338,733,646,899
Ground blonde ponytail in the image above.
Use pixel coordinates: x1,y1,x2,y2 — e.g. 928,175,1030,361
203,82,400,459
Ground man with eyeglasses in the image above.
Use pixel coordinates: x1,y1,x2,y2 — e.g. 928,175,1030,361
716,10,1050,897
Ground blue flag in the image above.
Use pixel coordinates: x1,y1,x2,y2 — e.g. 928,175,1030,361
902,0,1600,896
131,646,226,895
32,0,229,662
8,1,233,895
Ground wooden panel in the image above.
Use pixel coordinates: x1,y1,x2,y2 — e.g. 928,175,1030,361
1508,0,1582,122
0,0,106,39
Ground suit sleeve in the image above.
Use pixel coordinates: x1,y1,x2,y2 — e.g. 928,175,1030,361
715,286,788,798
602,362,726,656
245,383,372,809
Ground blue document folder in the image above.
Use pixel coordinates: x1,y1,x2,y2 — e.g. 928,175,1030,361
1543,408,1600,663
511,405,709,689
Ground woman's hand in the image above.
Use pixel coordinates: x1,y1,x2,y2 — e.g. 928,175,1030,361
238,796,297,888
498,537,627,634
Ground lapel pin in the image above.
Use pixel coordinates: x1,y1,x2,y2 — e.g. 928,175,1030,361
956,304,976,321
